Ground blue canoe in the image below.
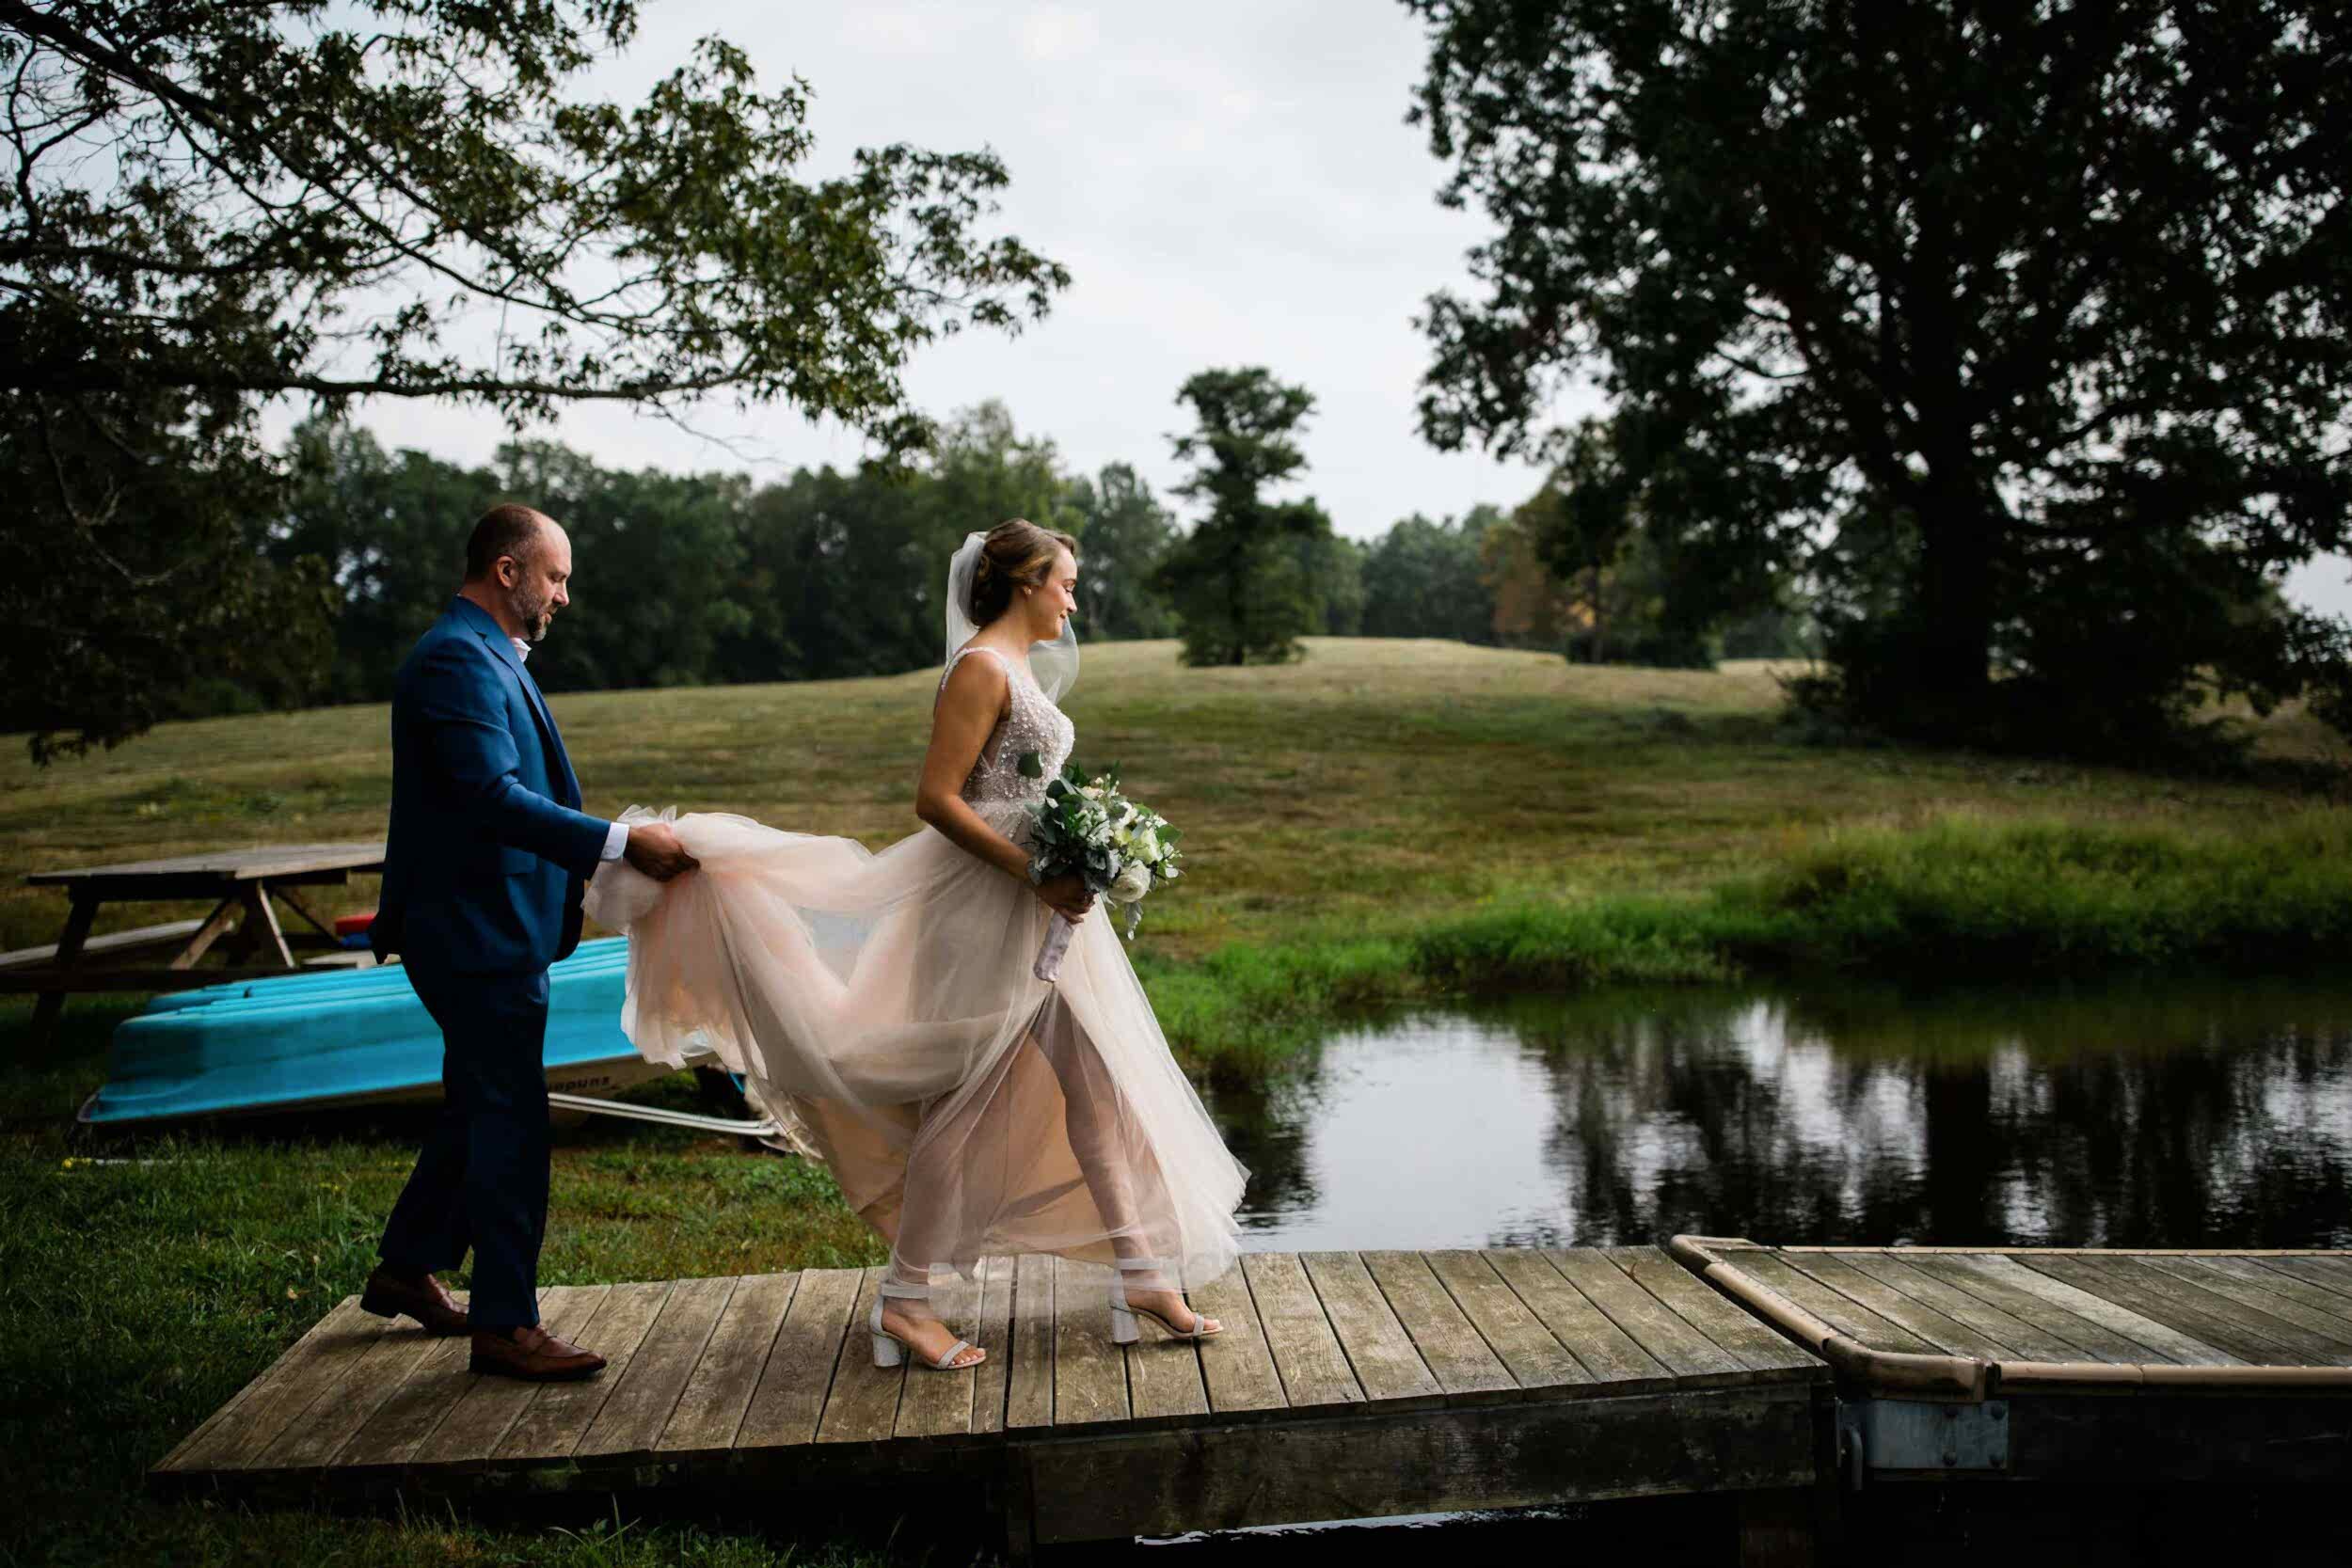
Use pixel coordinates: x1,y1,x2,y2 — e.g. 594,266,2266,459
80,939,777,1138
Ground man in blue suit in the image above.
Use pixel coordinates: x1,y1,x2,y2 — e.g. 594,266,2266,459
361,503,696,1381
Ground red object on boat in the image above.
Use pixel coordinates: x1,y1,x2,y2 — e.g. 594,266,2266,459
333,912,375,937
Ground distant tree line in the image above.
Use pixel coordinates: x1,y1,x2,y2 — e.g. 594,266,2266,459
182,386,1797,721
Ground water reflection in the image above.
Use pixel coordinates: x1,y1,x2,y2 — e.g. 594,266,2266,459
1202,974,2352,1252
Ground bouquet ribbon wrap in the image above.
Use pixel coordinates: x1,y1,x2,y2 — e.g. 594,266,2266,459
1034,911,1076,982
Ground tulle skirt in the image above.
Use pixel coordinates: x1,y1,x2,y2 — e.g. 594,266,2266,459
582,806,1247,1293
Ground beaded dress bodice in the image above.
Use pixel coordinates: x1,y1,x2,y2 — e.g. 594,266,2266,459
939,644,1074,811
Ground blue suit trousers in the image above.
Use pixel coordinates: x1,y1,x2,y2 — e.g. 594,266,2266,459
375,959,552,1331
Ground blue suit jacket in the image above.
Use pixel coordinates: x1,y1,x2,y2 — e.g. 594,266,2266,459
371,597,612,976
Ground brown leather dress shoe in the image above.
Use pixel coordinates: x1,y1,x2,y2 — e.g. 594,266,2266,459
359,1266,469,1336
469,1324,607,1382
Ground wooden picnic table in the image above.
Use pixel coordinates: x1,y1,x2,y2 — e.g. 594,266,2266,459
2,843,388,1046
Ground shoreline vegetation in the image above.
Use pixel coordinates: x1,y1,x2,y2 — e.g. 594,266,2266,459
6,638,2349,1566
1152,811,2352,1085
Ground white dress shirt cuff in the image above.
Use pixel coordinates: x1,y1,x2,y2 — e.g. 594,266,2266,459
600,819,630,862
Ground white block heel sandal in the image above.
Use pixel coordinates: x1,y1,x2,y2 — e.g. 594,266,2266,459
869,1294,984,1370
1109,1257,1223,1344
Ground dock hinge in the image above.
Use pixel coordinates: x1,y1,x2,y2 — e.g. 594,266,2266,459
1837,1398,2010,1483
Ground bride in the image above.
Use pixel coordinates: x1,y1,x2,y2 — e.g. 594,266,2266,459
584,520,1247,1370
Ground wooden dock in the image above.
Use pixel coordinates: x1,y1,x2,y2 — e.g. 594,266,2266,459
153,1240,2352,1556
151,1246,1827,1555
1673,1239,2352,1487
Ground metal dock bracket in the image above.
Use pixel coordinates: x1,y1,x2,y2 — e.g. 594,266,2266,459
1837,1398,2010,1483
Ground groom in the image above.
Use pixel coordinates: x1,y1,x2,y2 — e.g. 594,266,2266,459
359,503,696,1381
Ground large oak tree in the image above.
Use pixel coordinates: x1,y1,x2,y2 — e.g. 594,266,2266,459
0,0,1068,758
1406,0,2352,756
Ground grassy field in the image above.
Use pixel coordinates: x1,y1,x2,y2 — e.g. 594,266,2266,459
7,638,2349,1077
5,637,2350,1565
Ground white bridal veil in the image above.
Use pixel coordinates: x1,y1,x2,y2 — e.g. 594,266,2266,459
944,530,1079,702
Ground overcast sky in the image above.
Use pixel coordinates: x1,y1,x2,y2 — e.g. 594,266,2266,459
275,2,2352,619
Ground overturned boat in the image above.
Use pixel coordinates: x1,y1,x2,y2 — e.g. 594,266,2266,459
79,937,785,1142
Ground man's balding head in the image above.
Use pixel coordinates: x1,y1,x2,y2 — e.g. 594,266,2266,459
466,503,552,582
460,502,574,643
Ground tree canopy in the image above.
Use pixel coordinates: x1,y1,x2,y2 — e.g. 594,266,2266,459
246,402,1186,707
1,0,1068,758
1154,368,1338,666
1407,0,2352,756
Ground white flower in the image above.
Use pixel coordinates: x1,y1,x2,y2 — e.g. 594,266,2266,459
1108,862,1152,902
1133,827,1159,863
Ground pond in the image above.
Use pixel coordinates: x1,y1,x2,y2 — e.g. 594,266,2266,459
1200,973,2352,1253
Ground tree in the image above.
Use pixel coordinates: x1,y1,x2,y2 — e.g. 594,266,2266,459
1360,509,1499,642
1155,369,1334,666
0,388,335,750
271,420,494,706
1066,463,1178,641
1407,0,2352,756
1303,531,1365,637
1480,507,1577,652
494,442,752,693
1517,425,1718,669
1,0,1068,758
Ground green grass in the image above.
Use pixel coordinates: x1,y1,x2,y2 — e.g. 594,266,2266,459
0,1000,921,1568
4,637,2350,1562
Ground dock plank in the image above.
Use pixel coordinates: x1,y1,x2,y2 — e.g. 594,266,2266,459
410,1286,608,1465
659,1273,797,1454
2252,1255,2352,1304
1956,1255,2245,1365
332,1324,476,1469
577,1275,736,1459
1051,1257,1131,1428
1006,1253,1056,1431
1837,1252,2092,1363
1297,1252,1442,1408
1544,1248,1747,1382
815,1270,905,1445
1731,1251,1943,1356
1484,1249,1673,1390
1605,1247,1820,1375
1190,1261,1286,1418
1776,1250,2014,1360
1425,1250,1589,1392
2026,1256,2352,1367
735,1266,860,1450
1122,1325,1211,1426
1241,1252,1362,1412
969,1257,1016,1436
2183,1256,2352,1333
1362,1250,1516,1402
1903,1255,2182,1364
2135,1256,2352,1353
160,1297,387,1473
494,1280,673,1461
251,1322,441,1471
893,1270,984,1439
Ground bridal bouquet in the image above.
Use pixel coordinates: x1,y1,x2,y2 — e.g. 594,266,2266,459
1021,756,1184,982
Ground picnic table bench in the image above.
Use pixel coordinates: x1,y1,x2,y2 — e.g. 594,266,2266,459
2,844,387,1046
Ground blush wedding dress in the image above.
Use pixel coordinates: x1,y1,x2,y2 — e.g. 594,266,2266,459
581,542,1246,1347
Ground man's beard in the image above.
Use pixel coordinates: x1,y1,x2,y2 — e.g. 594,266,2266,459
513,588,556,641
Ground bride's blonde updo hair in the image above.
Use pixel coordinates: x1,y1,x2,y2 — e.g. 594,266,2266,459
969,517,1079,626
